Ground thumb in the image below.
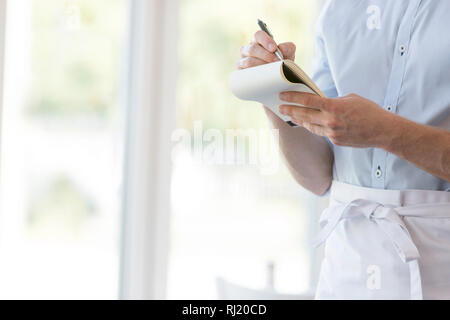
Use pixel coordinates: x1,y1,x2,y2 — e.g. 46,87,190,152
278,42,296,61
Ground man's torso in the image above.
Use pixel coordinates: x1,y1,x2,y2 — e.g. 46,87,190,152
316,0,450,191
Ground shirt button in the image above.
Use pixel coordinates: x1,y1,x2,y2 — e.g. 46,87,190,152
387,105,393,111
399,45,406,55
376,167,383,178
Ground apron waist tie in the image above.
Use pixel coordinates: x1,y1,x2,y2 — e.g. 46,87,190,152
312,198,423,300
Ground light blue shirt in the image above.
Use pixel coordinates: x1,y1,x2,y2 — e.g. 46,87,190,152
312,0,450,191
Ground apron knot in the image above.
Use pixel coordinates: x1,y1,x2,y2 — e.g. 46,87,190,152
312,198,420,261
312,197,423,300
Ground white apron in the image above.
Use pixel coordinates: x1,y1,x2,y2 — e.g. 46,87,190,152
313,181,450,300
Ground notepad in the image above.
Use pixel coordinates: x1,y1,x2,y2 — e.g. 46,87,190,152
229,60,325,126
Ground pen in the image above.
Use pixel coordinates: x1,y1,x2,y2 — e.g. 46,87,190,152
257,19,284,61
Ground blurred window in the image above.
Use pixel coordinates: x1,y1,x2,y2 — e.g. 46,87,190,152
168,0,321,299
0,0,127,299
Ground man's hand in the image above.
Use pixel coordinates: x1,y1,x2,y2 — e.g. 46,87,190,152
237,30,296,69
279,91,450,182
278,92,395,148
236,33,333,195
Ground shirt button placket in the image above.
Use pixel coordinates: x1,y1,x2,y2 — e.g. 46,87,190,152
376,167,383,179
373,0,421,189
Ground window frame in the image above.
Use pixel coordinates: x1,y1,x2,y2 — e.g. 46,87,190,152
119,0,180,300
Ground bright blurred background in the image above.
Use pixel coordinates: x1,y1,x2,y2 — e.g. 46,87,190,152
0,0,126,299
0,0,326,299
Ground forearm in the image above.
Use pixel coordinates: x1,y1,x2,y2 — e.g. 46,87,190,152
275,91,450,183
264,107,334,195
382,115,450,182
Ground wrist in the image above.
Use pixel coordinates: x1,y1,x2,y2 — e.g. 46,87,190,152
379,113,410,154
381,114,418,155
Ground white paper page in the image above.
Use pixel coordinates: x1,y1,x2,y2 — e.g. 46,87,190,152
229,61,316,123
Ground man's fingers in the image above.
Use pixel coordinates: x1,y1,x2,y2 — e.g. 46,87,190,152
237,56,267,69
291,118,304,126
279,92,329,110
254,30,278,52
279,105,325,125
301,122,328,137
287,115,328,137
278,42,296,61
240,42,278,63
